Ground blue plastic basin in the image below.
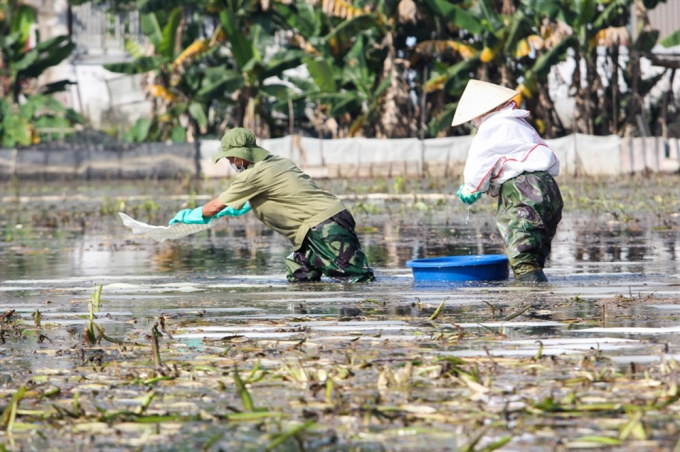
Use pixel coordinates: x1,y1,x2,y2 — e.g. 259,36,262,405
406,254,509,282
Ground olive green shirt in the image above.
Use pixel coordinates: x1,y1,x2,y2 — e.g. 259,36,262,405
217,155,346,250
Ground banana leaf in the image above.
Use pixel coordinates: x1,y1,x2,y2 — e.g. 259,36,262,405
9,50,38,71
260,84,290,99
443,56,481,95
40,80,77,95
104,56,166,74
220,9,255,69
141,12,164,50
521,0,567,22
10,4,36,48
504,12,533,55
124,39,146,59
157,8,182,59
188,103,208,129
428,102,459,136
277,2,319,38
1,114,32,148
259,50,305,81
197,69,245,98
303,56,337,93
528,35,577,80
634,30,659,52
169,126,186,142
325,14,378,46
425,0,483,34
660,28,680,48
593,0,628,30
124,118,153,143
17,36,75,79
342,38,374,99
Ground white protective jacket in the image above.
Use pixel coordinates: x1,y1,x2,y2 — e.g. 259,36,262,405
463,103,560,196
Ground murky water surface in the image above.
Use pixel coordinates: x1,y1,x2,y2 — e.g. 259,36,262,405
1,177,679,451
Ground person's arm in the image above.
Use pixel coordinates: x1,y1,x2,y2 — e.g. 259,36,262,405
462,134,494,194
202,172,256,219
202,198,226,218
167,172,256,225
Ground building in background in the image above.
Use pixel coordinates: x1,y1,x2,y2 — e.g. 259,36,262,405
68,1,150,131
24,0,150,132
647,0,680,40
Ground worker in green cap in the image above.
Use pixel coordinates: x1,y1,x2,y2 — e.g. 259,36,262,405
170,127,374,283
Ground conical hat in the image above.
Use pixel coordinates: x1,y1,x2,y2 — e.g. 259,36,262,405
451,79,519,127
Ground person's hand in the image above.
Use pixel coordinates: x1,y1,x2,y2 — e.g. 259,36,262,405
169,207,210,225
457,184,482,205
214,202,251,219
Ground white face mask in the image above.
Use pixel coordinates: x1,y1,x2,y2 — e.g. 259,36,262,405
230,160,245,173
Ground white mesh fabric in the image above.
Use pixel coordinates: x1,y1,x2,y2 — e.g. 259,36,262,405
118,212,216,242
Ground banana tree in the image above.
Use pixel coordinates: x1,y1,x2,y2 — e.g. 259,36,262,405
407,0,545,136
251,0,380,137
413,0,498,136
323,35,392,137
1,1,76,102
0,94,83,148
366,0,422,138
274,0,396,137
103,7,234,142
525,0,668,136
421,0,577,138
1,1,81,147
217,0,307,138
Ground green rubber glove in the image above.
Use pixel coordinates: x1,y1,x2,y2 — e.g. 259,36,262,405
457,184,482,205
169,202,251,225
213,202,251,219
169,207,209,225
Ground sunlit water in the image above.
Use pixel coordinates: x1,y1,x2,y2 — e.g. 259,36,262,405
2,201,679,362
1,180,680,450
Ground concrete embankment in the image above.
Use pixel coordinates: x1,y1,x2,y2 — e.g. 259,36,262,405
1,134,678,180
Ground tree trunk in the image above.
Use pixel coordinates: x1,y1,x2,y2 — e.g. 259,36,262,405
584,54,596,135
625,50,642,136
243,96,270,138
235,86,252,128
660,69,676,139
611,41,619,135
0,48,4,99
376,33,415,138
572,49,591,134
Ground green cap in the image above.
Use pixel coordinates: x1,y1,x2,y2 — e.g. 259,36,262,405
212,128,270,164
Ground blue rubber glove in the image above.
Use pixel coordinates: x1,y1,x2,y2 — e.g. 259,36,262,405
169,207,209,225
457,184,482,205
213,202,251,219
169,202,251,225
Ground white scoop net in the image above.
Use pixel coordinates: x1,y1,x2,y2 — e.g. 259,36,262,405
118,212,216,242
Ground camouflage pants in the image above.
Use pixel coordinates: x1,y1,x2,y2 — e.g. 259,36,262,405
285,210,375,283
496,171,563,279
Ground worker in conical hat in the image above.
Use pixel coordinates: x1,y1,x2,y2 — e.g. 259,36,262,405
452,79,563,283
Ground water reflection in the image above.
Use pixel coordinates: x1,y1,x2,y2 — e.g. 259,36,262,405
1,210,680,281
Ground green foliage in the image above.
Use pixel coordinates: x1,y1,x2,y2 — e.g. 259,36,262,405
0,95,83,148
1,2,75,100
169,126,186,142
73,0,679,139
123,118,153,143
659,27,680,48
1,1,81,148
103,56,166,75
425,0,483,34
